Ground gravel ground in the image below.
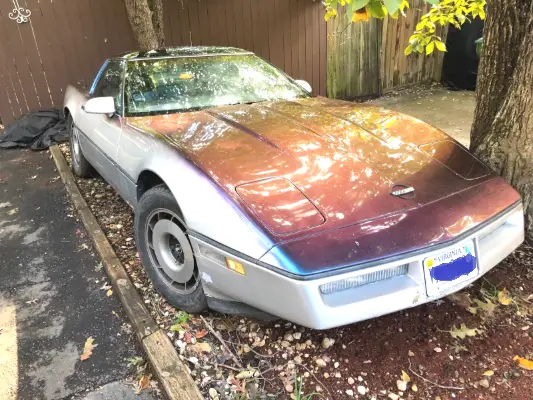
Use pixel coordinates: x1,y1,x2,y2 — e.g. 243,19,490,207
60,144,533,400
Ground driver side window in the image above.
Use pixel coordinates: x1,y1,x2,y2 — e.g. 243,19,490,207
91,60,125,113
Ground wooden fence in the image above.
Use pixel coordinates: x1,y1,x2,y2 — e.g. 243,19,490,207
327,0,447,98
163,0,328,99
0,0,443,125
0,0,135,124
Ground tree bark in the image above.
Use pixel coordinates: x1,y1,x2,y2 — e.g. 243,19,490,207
148,0,165,47
123,0,163,51
470,0,533,234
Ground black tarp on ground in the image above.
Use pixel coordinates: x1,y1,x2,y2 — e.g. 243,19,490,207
0,109,67,150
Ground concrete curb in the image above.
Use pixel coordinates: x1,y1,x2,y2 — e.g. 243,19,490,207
50,145,203,400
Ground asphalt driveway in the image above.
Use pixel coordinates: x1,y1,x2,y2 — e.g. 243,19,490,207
0,149,154,400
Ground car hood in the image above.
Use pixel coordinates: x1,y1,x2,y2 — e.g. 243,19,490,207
126,97,493,242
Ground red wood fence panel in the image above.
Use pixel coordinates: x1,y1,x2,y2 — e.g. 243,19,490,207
0,0,326,124
163,0,328,97
0,0,135,125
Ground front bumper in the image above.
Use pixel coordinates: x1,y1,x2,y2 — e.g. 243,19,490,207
190,203,524,329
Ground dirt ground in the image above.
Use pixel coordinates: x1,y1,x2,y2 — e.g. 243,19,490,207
59,88,533,400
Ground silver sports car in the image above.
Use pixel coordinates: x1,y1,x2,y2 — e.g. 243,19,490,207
64,47,524,329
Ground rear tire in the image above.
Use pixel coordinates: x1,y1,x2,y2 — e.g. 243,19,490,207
68,114,94,178
135,184,208,313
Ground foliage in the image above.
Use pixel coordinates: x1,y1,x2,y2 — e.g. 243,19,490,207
323,0,486,54
170,310,190,331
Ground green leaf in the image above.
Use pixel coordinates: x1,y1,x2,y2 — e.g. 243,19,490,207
425,41,435,55
404,44,413,55
346,0,371,16
170,323,184,332
367,0,387,18
383,0,402,15
435,40,447,51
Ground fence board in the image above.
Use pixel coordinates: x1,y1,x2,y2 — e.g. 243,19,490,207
327,2,446,99
0,9,25,120
7,19,37,112
24,0,60,106
0,36,17,124
380,0,445,92
0,0,134,123
327,15,380,98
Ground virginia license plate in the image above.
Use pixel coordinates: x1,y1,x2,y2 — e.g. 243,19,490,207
423,240,478,297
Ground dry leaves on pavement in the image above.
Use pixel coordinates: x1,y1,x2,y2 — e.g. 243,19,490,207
80,336,97,360
136,375,151,393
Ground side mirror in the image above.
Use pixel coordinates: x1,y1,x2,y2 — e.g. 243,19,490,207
83,96,116,115
295,80,312,93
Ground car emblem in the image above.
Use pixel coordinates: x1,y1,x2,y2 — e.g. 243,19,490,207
390,184,416,199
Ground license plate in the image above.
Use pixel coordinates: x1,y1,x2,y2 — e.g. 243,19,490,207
423,240,478,297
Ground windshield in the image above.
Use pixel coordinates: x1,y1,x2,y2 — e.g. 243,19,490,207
124,55,309,116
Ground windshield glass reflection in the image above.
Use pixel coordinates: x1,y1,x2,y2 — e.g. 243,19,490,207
124,55,308,116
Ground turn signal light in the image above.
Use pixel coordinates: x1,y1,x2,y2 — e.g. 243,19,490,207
225,258,245,275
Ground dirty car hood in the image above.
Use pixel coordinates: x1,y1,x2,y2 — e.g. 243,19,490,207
126,97,494,243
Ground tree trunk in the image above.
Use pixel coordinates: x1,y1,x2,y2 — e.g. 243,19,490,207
148,0,165,47
470,0,533,234
123,0,163,51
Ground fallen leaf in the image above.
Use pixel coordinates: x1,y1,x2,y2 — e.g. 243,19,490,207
498,288,512,305
483,370,494,376
170,323,184,332
136,375,150,393
7,208,18,216
514,355,533,370
449,324,481,339
235,369,257,379
106,289,113,297
469,298,497,316
189,342,211,354
0,202,12,209
411,384,418,392
401,370,411,383
195,329,208,339
450,343,468,353
184,332,192,343
80,337,97,360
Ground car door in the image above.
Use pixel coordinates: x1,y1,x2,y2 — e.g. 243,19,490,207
77,60,125,187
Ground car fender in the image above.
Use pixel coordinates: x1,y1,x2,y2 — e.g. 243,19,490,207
133,140,275,260
63,85,88,122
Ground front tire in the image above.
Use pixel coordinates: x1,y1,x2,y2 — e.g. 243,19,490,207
135,185,208,313
67,114,94,178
